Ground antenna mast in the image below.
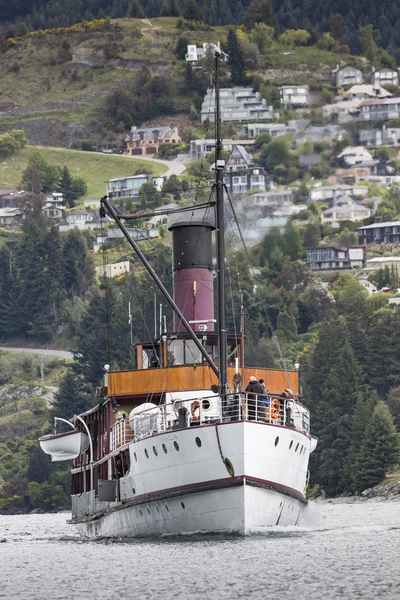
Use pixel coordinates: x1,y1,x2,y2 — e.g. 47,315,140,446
214,51,228,391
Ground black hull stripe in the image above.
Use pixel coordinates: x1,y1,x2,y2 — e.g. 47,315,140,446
70,476,306,524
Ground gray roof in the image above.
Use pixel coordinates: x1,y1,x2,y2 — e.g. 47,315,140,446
358,221,400,230
299,154,321,167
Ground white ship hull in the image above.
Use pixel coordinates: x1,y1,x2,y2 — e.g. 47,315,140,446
72,420,315,538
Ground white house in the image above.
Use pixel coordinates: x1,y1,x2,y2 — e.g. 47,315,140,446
337,146,373,166
96,261,131,279
189,138,255,160
185,42,228,65
359,279,377,295
279,85,309,108
59,209,103,232
201,87,274,123
334,65,363,87
43,192,64,220
346,84,392,100
106,174,164,201
211,145,268,194
371,67,399,88
321,198,371,225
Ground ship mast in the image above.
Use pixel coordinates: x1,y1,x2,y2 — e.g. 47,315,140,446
214,51,228,391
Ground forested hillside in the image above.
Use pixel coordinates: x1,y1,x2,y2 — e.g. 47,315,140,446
2,0,400,60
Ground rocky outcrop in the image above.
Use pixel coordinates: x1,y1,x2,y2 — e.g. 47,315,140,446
0,385,49,442
361,481,400,500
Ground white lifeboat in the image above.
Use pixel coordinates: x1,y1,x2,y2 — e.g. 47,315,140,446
39,429,90,462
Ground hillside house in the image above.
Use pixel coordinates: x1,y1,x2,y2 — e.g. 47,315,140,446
125,126,181,156
0,207,24,225
59,209,102,232
310,184,368,202
337,160,393,184
321,197,371,225
335,65,363,87
361,256,400,276
337,146,373,166
185,42,228,66
106,174,164,202
96,261,131,279
359,98,400,122
241,123,292,138
43,192,64,220
322,99,362,123
307,246,365,270
346,84,392,100
358,221,400,244
189,138,255,160
212,145,268,194
371,67,399,88
359,279,377,295
279,85,309,108
201,87,274,123
295,125,343,145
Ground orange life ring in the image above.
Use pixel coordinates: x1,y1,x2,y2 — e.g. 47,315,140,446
191,400,201,421
271,398,280,420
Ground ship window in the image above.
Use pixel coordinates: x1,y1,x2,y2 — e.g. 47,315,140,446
153,446,158,456
147,507,151,514
195,437,202,447
134,452,137,462
274,436,279,447
156,506,160,513
168,339,184,366
145,448,149,458
165,504,169,512
174,441,180,451
295,443,299,452
289,440,293,450
132,488,136,495
181,502,185,509
162,443,168,453
185,340,202,364
139,509,143,516
202,399,211,410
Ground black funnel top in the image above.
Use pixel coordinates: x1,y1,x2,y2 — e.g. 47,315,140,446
169,220,215,271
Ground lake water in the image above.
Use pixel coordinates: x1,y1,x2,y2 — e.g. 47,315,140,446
1,500,400,599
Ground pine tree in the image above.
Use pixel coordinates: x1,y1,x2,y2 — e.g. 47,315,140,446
282,220,303,260
354,400,400,492
51,370,92,421
302,318,361,495
126,0,145,18
226,27,246,85
183,0,204,21
56,166,73,206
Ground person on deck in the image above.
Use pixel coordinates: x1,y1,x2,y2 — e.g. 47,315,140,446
245,376,265,420
280,388,295,427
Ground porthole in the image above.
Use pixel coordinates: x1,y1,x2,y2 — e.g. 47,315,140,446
195,437,202,447
134,452,137,462
202,399,211,410
145,448,149,458
165,504,169,512
147,507,150,514
279,502,283,508
289,440,293,450
139,509,143,516
295,443,299,452
153,446,158,456
132,488,136,495
181,502,185,509
162,443,168,454
274,436,279,447
174,441,180,451
300,445,303,455
156,506,160,513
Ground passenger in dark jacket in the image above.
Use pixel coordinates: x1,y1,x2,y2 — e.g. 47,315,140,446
245,376,265,420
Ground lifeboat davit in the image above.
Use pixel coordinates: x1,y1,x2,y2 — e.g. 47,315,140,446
39,430,90,462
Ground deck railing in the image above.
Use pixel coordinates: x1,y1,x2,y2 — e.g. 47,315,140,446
110,419,135,451
129,393,310,442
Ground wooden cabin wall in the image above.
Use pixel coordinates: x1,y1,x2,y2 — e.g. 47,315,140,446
108,365,299,398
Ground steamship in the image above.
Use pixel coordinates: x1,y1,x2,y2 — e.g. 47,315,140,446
39,53,317,537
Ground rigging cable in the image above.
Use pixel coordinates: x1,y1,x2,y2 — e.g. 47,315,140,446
224,185,295,390
100,210,113,369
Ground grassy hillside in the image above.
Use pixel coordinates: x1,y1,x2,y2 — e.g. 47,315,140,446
0,146,167,200
0,17,362,149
